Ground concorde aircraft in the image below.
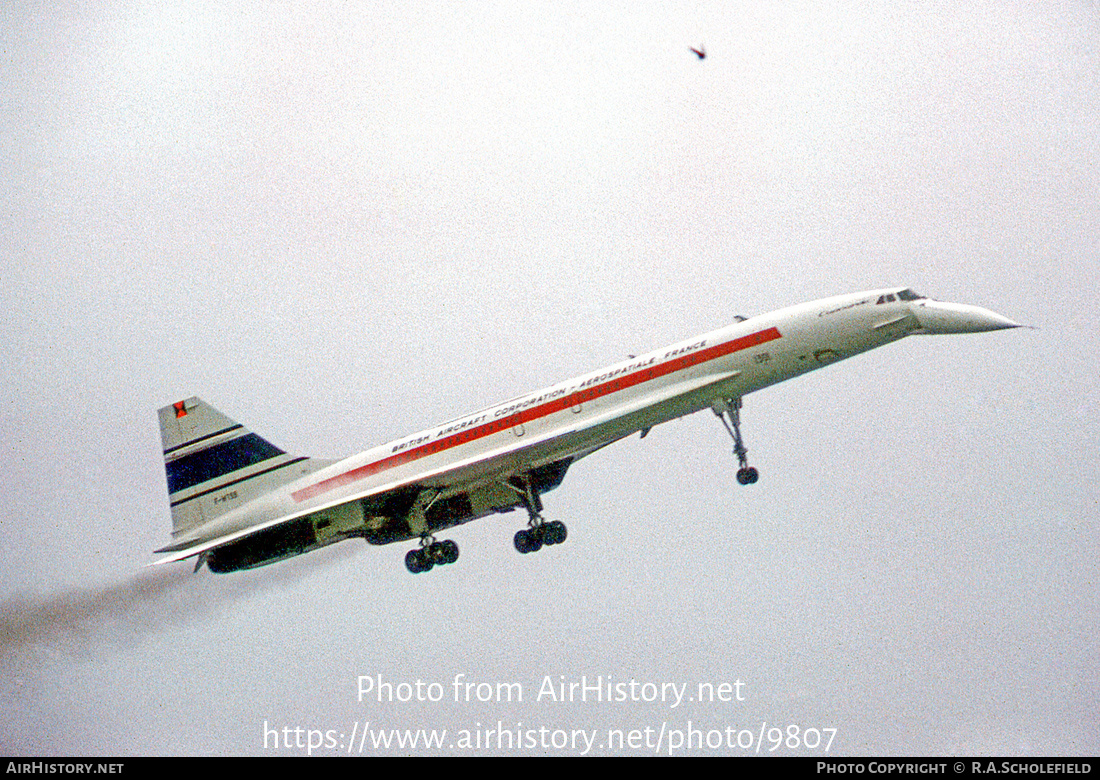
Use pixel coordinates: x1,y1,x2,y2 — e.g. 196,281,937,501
155,288,1021,574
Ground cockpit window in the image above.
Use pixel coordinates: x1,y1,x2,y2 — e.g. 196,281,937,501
880,289,926,304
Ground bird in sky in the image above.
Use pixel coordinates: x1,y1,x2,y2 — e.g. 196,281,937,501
690,45,706,59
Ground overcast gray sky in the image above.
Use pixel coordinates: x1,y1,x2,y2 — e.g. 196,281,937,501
2,0,1097,756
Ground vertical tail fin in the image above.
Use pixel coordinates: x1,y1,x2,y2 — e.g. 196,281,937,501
159,397,314,536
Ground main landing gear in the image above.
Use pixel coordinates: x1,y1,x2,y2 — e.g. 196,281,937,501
515,520,568,553
713,397,759,485
405,537,459,574
508,474,568,555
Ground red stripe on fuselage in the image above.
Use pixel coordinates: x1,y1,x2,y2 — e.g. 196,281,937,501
291,326,781,502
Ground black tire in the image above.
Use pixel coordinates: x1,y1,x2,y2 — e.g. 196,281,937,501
405,548,428,573
544,521,567,545
515,528,542,553
736,467,759,485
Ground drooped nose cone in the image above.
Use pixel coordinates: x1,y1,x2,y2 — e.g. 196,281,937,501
911,300,1022,334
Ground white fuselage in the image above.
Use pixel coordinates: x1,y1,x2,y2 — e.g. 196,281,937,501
162,287,1019,557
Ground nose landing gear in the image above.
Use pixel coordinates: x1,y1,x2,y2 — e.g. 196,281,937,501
713,397,759,484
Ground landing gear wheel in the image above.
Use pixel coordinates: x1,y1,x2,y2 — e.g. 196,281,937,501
405,539,459,573
514,528,543,554
405,548,432,574
439,539,459,564
736,466,759,485
542,520,568,545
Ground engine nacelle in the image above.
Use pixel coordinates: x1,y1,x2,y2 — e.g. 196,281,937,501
361,459,573,545
205,501,366,573
206,459,576,565
206,518,316,573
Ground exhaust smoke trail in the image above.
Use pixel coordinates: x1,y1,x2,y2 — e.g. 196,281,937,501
0,544,360,753
1,567,194,658
0,542,359,660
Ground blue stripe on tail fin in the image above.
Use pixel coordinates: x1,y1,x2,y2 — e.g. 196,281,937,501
166,432,286,494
